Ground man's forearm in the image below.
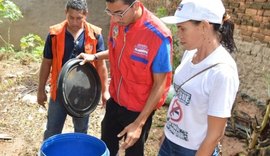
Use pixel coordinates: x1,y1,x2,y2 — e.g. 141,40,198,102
134,73,167,127
95,50,109,60
38,58,52,92
96,59,109,94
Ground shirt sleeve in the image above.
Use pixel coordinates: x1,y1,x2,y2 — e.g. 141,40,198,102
43,34,53,59
96,34,105,52
208,65,239,118
152,37,172,73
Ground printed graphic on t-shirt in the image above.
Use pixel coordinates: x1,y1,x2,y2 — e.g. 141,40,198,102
166,85,192,142
174,83,191,106
166,120,188,141
169,99,183,122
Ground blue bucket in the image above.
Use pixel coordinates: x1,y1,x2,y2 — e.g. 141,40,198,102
40,133,109,156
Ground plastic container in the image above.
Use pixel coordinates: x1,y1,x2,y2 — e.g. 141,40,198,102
40,133,109,156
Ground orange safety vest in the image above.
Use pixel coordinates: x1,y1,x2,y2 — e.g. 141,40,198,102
50,20,101,101
108,4,173,112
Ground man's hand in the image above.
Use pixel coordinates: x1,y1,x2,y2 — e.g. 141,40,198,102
117,122,143,150
76,53,96,65
37,90,47,108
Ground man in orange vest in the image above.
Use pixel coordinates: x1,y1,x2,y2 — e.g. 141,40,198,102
37,0,109,140
78,0,173,155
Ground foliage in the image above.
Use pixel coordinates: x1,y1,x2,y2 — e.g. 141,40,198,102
0,0,23,22
11,34,45,62
0,43,13,60
20,34,44,55
0,0,23,56
0,1,44,63
155,7,168,18
0,0,3,23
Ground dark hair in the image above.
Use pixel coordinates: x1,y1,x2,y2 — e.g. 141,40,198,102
66,0,88,13
105,0,136,5
213,14,237,53
213,23,236,53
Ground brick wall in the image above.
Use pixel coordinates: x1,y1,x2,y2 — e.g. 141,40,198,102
224,0,270,46
223,0,270,104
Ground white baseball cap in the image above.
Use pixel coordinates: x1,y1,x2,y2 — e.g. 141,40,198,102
160,0,225,24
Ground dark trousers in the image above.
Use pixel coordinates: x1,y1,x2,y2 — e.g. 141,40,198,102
101,98,154,156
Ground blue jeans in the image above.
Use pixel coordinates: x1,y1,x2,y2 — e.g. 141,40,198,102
43,98,89,140
158,137,220,156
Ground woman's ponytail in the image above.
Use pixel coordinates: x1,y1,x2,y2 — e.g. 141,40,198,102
213,13,237,53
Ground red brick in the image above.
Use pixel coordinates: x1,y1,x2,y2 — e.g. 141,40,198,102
241,30,253,36
264,10,270,17
253,15,263,22
237,13,245,18
238,3,246,8
237,8,246,13
252,27,260,33
262,17,270,23
233,18,242,25
263,2,270,10
264,36,270,43
247,26,254,31
242,35,253,42
252,33,265,41
253,21,261,27
230,2,240,7
250,2,264,9
262,29,270,36
240,25,248,30
243,14,252,20
257,10,264,16
239,2,245,6
245,8,258,16
254,0,266,2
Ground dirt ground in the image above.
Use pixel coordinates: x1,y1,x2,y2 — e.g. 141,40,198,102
0,60,257,156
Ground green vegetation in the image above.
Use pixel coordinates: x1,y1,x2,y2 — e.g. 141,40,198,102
17,34,45,61
0,0,22,54
0,0,44,62
0,0,22,21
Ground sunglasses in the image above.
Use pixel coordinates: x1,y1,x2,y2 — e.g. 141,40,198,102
104,0,137,19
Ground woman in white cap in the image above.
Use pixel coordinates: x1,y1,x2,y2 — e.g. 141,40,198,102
158,0,239,155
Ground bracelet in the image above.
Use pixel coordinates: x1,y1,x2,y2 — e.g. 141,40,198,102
93,54,98,60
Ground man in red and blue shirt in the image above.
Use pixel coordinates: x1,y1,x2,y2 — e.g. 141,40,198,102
78,0,172,155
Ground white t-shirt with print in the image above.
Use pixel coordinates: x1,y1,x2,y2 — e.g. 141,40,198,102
164,45,239,150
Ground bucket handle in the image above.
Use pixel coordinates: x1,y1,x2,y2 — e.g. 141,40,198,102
39,150,46,156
